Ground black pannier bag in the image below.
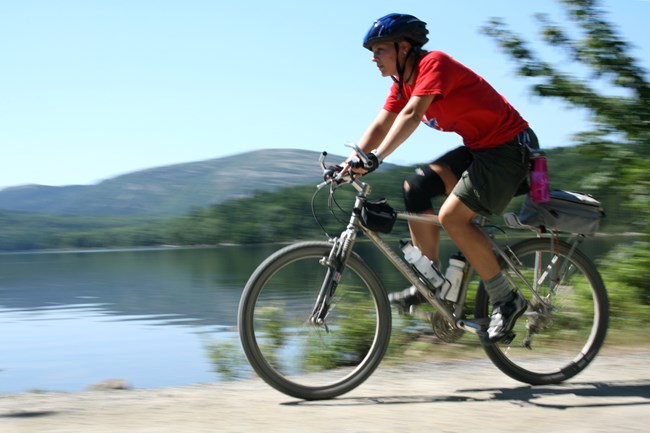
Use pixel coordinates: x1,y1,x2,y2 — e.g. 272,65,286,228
361,199,397,233
512,190,605,235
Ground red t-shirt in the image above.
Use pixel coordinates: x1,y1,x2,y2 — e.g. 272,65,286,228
383,51,528,149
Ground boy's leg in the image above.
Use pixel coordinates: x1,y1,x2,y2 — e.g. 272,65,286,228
403,147,472,262
389,148,469,313
437,194,499,280
439,194,526,342
405,167,452,263
444,140,530,342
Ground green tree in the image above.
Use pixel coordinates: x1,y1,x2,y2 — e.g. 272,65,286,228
482,0,650,318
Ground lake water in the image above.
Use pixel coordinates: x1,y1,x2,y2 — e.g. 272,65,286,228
0,237,623,393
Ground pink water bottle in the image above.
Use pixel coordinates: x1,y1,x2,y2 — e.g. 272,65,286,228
530,151,550,203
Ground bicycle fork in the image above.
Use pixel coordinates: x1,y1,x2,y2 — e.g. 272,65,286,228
309,261,340,329
309,230,357,328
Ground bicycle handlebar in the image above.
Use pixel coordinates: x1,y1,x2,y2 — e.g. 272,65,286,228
317,144,377,195
317,151,354,190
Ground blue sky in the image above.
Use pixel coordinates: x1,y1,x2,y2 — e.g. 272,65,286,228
1,0,648,189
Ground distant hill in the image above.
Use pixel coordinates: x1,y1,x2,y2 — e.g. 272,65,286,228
0,145,632,251
0,149,346,216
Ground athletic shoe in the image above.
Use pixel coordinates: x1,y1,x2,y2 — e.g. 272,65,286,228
388,286,425,315
483,291,528,343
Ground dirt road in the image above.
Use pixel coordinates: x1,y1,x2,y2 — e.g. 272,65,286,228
1,349,649,433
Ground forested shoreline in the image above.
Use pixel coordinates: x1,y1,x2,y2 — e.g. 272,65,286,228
0,145,635,252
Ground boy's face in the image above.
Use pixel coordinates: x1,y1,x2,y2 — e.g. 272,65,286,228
370,41,410,77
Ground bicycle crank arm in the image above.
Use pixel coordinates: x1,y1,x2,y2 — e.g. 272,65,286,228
455,319,484,335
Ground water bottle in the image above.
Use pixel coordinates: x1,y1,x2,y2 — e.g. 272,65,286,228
441,253,467,303
530,151,550,203
400,240,450,293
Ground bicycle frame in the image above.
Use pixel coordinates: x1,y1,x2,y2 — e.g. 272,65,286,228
310,174,586,338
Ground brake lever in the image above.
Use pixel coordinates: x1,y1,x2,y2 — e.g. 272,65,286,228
345,142,370,165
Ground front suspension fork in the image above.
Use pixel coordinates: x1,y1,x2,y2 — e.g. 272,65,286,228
309,230,357,327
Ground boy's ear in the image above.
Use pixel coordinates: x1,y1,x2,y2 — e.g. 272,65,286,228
398,40,412,53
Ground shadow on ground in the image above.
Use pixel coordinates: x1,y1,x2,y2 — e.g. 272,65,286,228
284,380,650,410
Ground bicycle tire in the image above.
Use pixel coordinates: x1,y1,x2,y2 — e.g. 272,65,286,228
475,237,608,385
238,241,391,400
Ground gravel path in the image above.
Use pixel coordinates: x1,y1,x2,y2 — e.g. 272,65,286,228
1,350,649,433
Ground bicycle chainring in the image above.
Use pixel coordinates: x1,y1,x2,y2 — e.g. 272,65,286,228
431,311,465,343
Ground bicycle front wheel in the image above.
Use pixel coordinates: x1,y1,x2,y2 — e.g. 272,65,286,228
238,241,391,400
475,237,609,385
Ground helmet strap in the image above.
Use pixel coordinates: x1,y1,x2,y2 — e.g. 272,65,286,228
392,42,418,100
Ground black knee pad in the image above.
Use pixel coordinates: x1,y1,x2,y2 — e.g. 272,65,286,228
403,165,446,213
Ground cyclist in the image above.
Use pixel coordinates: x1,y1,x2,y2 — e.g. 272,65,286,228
340,13,538,343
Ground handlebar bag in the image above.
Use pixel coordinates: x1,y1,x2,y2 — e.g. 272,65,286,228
361,199,397,234
517,190,605,235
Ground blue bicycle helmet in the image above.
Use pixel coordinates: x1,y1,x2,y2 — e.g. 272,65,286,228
363,13,429,51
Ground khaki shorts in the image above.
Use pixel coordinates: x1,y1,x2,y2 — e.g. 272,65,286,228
453,139,530,216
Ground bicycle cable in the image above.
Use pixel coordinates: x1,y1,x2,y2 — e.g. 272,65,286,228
484,223,511,245
310,182,351,239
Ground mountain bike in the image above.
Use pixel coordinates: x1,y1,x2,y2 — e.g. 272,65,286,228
238,148,609,401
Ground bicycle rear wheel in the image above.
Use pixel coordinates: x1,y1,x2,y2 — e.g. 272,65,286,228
238,241,391,400
475,237,608,385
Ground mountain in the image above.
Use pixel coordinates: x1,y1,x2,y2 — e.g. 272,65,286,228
0,149,344,216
